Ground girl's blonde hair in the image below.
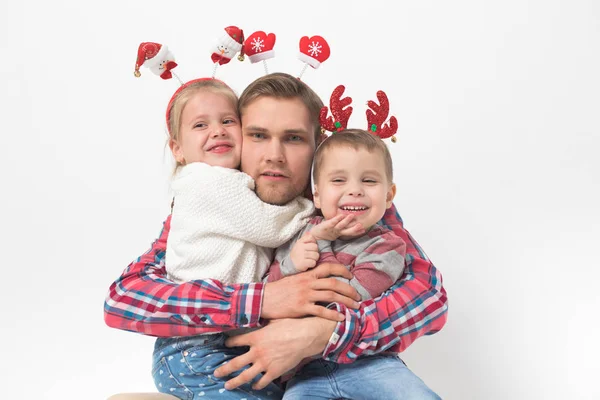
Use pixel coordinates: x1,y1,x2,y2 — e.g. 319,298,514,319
166,79,238,170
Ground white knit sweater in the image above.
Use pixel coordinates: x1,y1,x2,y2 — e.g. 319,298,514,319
166,162,315,284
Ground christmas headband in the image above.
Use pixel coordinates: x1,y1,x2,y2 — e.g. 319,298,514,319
134,26,333,134
134,27,332,83
319,85,399,143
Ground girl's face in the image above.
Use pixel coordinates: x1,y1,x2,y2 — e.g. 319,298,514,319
170,90,242,169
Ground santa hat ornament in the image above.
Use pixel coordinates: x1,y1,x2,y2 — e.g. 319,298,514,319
297,35,331,79
211,25,245,76
243,31,276,74
134,42,182,84
320,85,399,143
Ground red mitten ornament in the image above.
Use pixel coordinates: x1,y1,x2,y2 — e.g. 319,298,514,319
298,35,330,69
244,31,276,63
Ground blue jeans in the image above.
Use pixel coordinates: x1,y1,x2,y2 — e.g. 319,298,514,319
283,354,441,400
152,334,284,400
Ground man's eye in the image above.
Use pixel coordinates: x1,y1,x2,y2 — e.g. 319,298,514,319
250,133,265,139
288,135,302,142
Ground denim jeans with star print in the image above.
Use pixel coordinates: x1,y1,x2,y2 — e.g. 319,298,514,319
152,333,283,400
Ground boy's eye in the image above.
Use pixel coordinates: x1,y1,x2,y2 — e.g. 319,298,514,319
363,179,377,183
223,118,236,124
331,178,345,183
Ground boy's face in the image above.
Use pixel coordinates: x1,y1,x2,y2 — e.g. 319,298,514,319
240,97,316,205
170,90,242,169
314,146,396,233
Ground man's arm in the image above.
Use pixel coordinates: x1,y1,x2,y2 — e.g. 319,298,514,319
212,209,445,390
323,205,448,363
104,215,266,337
104,216,360,337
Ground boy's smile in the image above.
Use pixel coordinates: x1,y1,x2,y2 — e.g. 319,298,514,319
314,146,396,234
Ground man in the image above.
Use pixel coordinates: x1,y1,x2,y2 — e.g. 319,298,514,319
105,73,448,398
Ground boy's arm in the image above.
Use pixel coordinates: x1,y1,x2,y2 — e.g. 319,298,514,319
346,231,406,301
103,215,265,337
322,205,448,363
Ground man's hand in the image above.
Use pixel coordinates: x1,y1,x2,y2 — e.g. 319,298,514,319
213,317,337,390
262,263,360,322
310,214,364,241
290,231,319,272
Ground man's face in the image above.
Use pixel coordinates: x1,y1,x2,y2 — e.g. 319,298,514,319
240,97,316,205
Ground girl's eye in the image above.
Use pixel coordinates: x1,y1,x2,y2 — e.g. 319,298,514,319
363,179,377,183
223,119,236,125
332,178,345,183
194,123,207,129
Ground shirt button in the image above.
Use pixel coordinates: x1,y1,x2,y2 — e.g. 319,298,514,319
240,315,249,324
183,351,189,356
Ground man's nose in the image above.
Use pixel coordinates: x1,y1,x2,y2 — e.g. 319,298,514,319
265,141,285,163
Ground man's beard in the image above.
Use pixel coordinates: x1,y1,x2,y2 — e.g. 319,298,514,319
255,180,303,205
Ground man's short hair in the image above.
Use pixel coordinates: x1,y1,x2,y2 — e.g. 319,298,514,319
313,128,394,183
238,72,324,142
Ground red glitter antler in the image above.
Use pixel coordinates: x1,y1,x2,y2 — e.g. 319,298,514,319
366,90,398,142
320,85,353,133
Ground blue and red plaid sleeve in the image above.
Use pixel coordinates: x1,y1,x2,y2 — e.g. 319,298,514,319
103,215,266,337
322,205,448,363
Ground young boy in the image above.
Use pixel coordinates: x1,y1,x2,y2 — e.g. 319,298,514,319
268,128,412,400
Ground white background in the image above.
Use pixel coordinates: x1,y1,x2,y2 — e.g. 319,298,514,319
1,1,598,399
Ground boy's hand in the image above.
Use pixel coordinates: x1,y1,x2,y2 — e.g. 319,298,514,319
290,231,319,271
310,214,365,241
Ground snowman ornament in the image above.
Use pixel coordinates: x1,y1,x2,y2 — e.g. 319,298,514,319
211,26,245,65
134,42,179,80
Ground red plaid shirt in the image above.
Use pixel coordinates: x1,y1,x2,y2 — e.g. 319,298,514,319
104,204,448,362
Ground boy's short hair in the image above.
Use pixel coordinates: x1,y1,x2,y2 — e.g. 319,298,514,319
238,72,324,143
313,129,394,183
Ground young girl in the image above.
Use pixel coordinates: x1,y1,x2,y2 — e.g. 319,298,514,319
152,78,315,399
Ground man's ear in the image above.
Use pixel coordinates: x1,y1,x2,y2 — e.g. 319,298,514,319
386,183,397,208
169,139,184,164
313,187,321,209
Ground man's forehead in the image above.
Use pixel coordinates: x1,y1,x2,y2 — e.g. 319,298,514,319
241,97,312,133
242,96,309,118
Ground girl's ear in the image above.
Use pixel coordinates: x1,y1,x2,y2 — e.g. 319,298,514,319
169,138,184,164
386,183,397,208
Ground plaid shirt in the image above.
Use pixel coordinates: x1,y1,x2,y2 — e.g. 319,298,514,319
104,204,448,362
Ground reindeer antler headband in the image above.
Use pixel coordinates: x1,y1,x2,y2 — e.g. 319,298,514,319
320,85,399,143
